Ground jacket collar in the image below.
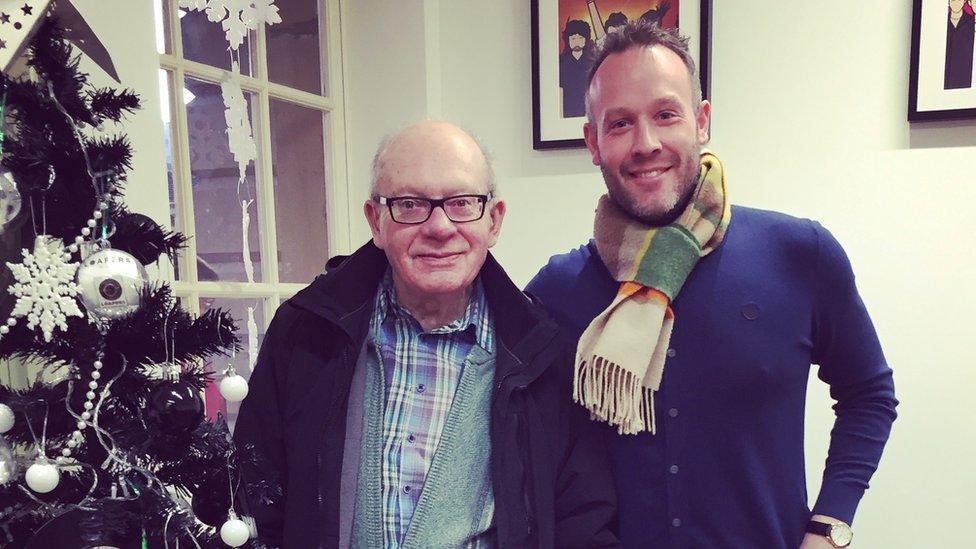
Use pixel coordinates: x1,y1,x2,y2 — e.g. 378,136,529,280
288,241,559,379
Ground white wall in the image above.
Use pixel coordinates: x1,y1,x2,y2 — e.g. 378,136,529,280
344,1,976,546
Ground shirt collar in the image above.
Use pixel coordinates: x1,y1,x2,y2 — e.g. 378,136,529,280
375,269,493,350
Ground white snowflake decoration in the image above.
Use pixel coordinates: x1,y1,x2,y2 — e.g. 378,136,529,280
179,0,281,50
221,71,257,180
6,236,84,342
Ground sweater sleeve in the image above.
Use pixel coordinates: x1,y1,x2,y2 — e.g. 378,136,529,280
809,222,898,524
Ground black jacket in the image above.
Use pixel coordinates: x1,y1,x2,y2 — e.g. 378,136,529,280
234,242,618,548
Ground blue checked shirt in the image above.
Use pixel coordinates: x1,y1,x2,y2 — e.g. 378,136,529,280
368,271,495,548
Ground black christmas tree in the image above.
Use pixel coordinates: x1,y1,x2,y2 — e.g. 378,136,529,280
0,17,268,549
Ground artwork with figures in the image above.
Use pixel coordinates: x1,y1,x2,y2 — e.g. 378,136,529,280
533,0,710,149
557,0,678,118
910,0,976,120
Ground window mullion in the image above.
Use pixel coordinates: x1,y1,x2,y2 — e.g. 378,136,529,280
169,64,200,284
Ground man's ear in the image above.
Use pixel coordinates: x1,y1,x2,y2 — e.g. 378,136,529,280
486,198,506,248
696,100,711,144
583,122,601,166
363,199,385,249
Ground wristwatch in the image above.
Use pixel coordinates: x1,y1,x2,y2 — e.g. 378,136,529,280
806,519,853,547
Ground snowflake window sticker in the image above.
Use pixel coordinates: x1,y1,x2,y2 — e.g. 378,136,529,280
179,0,281,50
6,236,84,342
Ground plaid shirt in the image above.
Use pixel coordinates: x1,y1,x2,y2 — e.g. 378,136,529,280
368,271,495,548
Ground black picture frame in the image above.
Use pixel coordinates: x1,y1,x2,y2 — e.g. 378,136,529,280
909,0,976,122
531,0,712,150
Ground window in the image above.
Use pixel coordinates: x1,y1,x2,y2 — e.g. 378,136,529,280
154,0,349,428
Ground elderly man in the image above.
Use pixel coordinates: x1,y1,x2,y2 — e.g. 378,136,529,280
234,121,617,548
526,22,897,549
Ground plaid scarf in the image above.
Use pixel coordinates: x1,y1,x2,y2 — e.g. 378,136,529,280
575,151,731,435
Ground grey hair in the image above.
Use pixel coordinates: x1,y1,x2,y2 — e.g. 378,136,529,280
369,123,497,197
584,20,703,126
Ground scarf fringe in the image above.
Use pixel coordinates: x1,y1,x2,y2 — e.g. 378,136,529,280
574,355,656,435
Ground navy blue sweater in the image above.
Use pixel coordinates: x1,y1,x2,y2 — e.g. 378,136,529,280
526,206,897,548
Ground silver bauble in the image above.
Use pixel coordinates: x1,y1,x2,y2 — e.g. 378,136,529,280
0,167,23,230
75,248,148,321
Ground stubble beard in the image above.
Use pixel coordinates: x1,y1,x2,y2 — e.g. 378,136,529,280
602,148,702,226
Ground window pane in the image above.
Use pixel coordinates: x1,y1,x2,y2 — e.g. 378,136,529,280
158,69,181,280
267,0,325,94
270,99,329,283
180,7,253,76
199,297,266,432
185,78,262,283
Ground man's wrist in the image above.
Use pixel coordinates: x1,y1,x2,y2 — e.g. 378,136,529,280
806,515,853,548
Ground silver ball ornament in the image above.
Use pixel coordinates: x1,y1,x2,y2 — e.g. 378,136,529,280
0,404,14,434
25,461,60,493
76,248,148,321
0,168,22,230
218,374,249,403
220,517,250,547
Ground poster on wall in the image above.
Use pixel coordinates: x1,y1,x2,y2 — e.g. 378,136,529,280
531,0,712,149
909,0,976,121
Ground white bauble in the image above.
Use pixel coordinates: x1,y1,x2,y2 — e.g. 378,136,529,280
218,375,249,403
25,461,60,493
0,404,14,433
219,517,250,547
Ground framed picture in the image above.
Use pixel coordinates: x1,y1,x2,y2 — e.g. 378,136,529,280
909,0,976,121
531,0,712,150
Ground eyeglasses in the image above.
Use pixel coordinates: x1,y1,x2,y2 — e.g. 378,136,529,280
375,193,492,225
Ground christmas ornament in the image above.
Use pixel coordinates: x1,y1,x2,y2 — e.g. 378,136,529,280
221,71,257,180
75,247,148,322
0,0,52,73
0,403,14,433
6,235,84,342
24,459,59,493
0,436,16,484
180,0,281,50
190,477,232,527
218,372,248,403
219,510,250,547
146,381,204,435
0,167,22,229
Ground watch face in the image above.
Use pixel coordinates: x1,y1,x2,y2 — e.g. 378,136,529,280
830,523,854,546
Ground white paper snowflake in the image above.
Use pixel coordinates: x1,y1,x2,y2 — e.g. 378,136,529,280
179,0,281,50
6,236,84,342
221,72,258,180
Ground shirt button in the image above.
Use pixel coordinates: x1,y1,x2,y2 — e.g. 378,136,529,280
672,518,682,527
402,485,412,494
668,408,679,418
666,348,677,358
669,465,680,474
416,384,426,394
407,434,416,443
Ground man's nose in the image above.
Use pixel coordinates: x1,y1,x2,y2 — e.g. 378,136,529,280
419,205,457,237
631,122,662,157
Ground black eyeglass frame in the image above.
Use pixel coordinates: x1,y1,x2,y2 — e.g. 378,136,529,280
374,193,493,225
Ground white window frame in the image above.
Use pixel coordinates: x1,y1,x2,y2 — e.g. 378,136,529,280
156,0,350,320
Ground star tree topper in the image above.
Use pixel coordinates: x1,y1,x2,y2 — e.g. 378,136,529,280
6,236,84,342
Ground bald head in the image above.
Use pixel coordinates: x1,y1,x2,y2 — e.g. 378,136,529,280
370,121,495,197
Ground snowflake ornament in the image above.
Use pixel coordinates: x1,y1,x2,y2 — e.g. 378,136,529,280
179,0,281,50
6,236,84,342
